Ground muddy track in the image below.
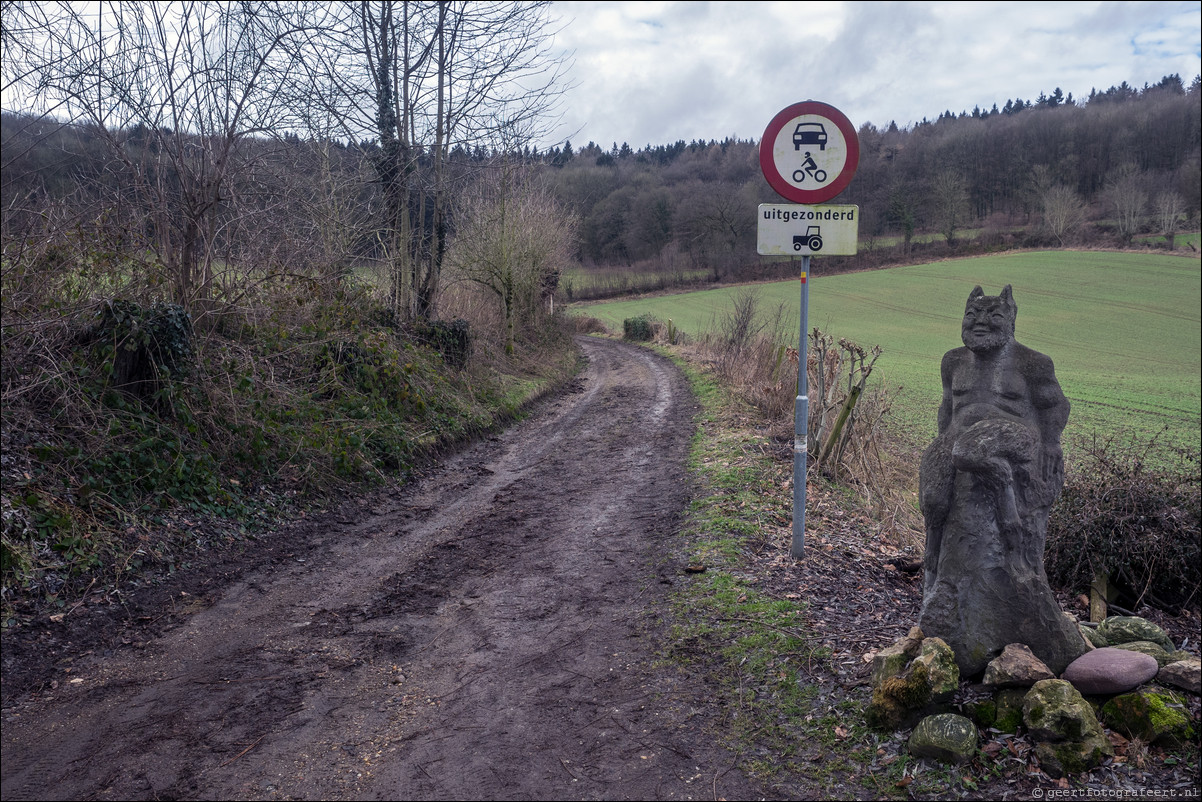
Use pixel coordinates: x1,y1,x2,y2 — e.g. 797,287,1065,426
1,337,771,801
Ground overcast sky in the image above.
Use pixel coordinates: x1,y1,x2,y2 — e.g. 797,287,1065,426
538,1,1202,151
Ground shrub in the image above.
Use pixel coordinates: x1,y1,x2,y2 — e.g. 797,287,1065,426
1045,435,1201,612
566,315,609,335
623,315,655,341
91,299,194,401
416,318,472,369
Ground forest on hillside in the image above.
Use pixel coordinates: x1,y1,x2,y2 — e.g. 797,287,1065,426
5,68,1199,314
539,74,1200,281
1,0,1198,321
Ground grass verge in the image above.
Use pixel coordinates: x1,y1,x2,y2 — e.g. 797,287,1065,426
658,349,916,795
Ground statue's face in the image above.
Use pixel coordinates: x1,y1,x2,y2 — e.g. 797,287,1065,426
962,294,1015,353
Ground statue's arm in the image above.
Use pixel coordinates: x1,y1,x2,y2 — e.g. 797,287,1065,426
1028,351,1069,487
936,350,957,434
1029,353,1069,437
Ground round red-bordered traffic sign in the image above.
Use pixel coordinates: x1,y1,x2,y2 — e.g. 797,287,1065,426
759,101,860,204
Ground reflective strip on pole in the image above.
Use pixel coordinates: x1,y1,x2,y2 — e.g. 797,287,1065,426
792,255,809,560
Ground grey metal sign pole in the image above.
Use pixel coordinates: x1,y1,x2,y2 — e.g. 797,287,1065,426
759,100,860,561
792,255,810,559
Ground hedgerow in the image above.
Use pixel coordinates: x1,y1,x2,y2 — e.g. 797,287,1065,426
1045,434,1201,612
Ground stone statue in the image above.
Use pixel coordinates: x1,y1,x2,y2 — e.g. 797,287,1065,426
918,285,1087,676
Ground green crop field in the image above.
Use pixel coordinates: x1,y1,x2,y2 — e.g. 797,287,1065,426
573,250,1202,455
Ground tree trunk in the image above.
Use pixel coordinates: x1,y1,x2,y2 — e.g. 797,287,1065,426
504,287,515,356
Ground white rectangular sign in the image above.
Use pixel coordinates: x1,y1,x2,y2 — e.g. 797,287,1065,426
757,204,859,256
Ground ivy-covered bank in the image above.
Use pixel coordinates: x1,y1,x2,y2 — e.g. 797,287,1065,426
1,284,581,625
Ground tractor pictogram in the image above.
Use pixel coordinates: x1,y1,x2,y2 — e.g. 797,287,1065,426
793,226,823,252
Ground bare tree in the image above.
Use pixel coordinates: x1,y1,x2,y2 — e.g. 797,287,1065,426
1105,163,1147,244
929,169,971,244
1027,164,1056,209
292,1,569,322
8,1,316,317
1153,190,1185,250
885,179,916,252
623,185,674,261
447,160,576,355
307,140,378,280
674,180,756,280
1,2,70,109
1040,184,1087,246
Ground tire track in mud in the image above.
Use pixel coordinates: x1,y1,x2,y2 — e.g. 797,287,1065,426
1,336,769,801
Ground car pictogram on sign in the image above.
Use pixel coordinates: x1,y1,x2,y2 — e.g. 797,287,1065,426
792,122,827,151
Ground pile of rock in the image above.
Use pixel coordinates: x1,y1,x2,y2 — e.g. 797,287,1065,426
1076,616,1200,695
868,617,1200,779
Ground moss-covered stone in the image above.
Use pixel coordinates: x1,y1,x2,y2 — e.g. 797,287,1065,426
1034,738,1112,779
868,667,930,729
1023,679,1112,778
908,713,979,765
865,637,959,730
1081,626,1109,648
871,627,924,688
1101,688,1196,748
967,699,998,729
1112,640,1173,667
994,687,1027,734
1024,680,1097,741
916,637,960,699
1097,616,1174,652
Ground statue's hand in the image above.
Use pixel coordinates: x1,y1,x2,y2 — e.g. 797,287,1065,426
1039,449,1063,483
999,511,1023,544
996,483,1024,546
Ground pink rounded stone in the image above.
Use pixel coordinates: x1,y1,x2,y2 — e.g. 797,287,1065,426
1062,647,1159,695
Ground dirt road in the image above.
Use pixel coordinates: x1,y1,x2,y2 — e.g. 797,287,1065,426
1,337,770,801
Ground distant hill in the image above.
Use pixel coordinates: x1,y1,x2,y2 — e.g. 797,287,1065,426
3,74,1199,288
538,74,1200,277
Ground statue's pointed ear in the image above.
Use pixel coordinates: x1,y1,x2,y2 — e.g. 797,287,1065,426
1000,285,1013,303
968,286,984,300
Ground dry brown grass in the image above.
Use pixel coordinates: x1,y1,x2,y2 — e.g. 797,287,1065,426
650,287,924,550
